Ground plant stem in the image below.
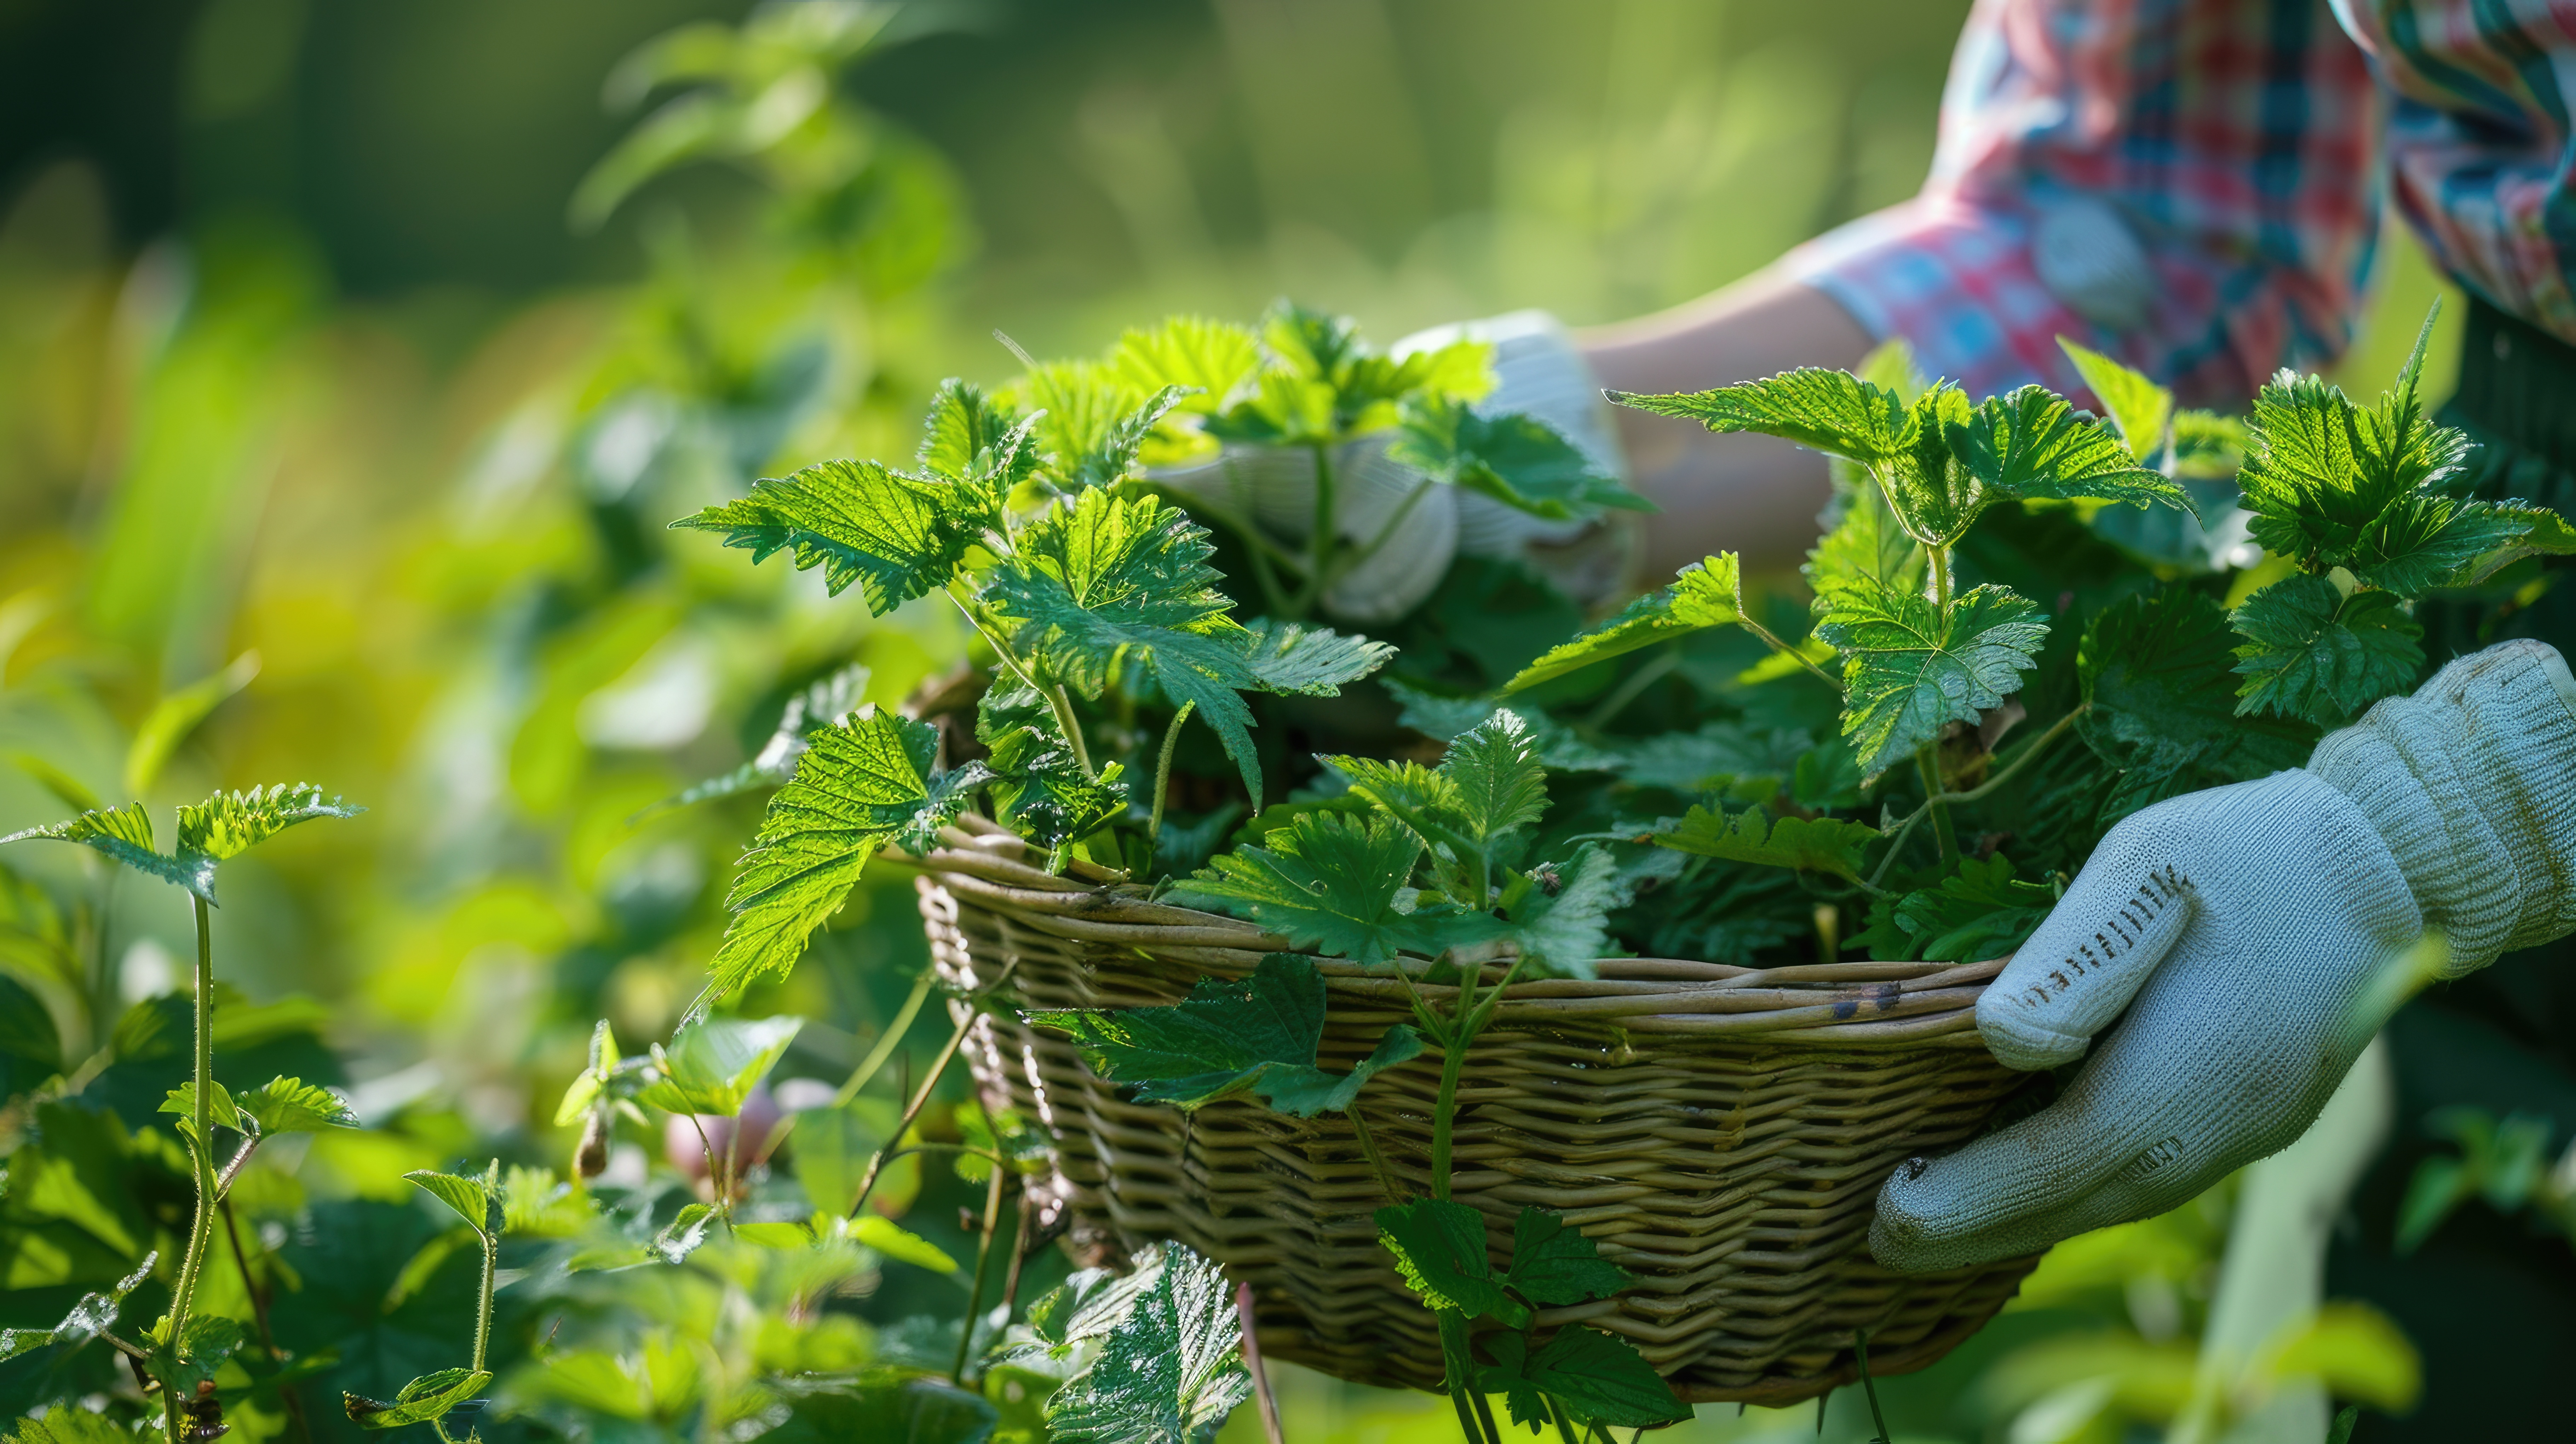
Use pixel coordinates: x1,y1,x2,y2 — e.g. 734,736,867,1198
1437,1311,1487,1444
1866,704,2089,890
1468,1385,1504,1444
1429,1019,1471,1203
833,968,937,1107
1547,1397,1585,1444
946,589,1096,780
1347,1102,1403,1203
1738,616,1845,693
951,1149,1007,1386
1148,701,1197,843
1854,1328,1890,1443
163,898,221,1444
1583,651,1682,730
1928,544,1954,611
470,1225,496,1375
224,1202,311,1444
846,961,1016,1219
1234,1279,1286,1444
996,1185,1036,1325
1914,748,1960,872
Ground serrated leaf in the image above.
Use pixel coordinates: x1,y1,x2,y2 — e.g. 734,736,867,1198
0,1251,155,1361
1806,467,1925,613
1375,1199,1525,1326
1387,395,1648,520
0,804,191,893
2079,589,2315,819
918,378,1030,495
1501,844,1631,978
656,663,873,812
1169,812,1422,965
1503,554,1743,693
1609,368,1908,465
1442,710,1548,843
703,708,960,1010
2347,494,2536,596
1882,383,1984,546
2231,574,2423,723
953,1100,1052,1182
2456,499,2576,584
985,489,1266,802
1112,316,1262,415
173,783,362,901
1948,384,2191,514
852,1214,960,1274
2058,338,2174,463
1817,582,2048,775
1507,1207,1631,1306
651,1202,715,1264
126,651,259,800
1066,385,1195,491
1507,1326,1689,1427
159,1079,242,1143
1043,1245,1250,1444
406,1168,501,1237
344,1367,492,1430
1651,803,1879,883
638,1014,802,1117
1854,854,2058,964
1236,617,1392,696
1029,954,1421,1116
4,1408,138,1444
1329,757,1472,857
983,723,1127,865
673,458,975,615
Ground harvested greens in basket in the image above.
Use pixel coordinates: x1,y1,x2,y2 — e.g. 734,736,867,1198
656,298,2575,1437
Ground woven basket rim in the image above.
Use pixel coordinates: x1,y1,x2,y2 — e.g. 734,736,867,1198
896,814,2003,1049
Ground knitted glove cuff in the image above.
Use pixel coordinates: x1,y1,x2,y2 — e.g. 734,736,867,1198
2307,638,2576,974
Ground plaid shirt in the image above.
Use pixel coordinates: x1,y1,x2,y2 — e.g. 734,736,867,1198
1787,0,2576,408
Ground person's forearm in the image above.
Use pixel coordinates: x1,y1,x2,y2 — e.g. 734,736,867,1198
1578,270,1872,578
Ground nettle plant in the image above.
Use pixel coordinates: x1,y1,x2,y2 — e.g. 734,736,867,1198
1,786,364,1444
647,300,2572,1442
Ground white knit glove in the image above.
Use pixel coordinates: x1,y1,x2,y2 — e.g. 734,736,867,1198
1155,312,1634,621
1871,638,2576,1272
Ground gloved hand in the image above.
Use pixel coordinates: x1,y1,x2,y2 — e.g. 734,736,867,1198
1154,311,1633,621
1871,638,2576,1272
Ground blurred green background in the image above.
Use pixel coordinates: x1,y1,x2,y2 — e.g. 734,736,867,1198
0,1,2470,1440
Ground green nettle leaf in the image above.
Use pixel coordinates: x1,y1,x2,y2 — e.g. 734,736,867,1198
344,1367,493,1430
1375,1199,1525,1327
1387,395,1647,520
1504,554,1743,693
638,1015,803,1117
159,1079,242,1143
0,803,192,892
2079,588,2316,819
1043,1245,1251,1444
1816,582,2048,775
673,458,976,615
1112,316,1263,415
1502,845,1631,978
1881,383,1985,546
1028,954,1423,1117
652,1201,716,1264
1330,757,1473,855
1235,617,1394,696
2230,574,2424,723
1947,384,2191,513
918,378,1030,491
6,1408,140,1444
1484,1327,1688,1428
1806,466,1925,612
2059,338,2174,463
235,1076,358,1134
1853,854,2058,964
2346,492,2534,596
1168,812,1422,966
1609,368,1908,465
852,1215,961,1274
659,663,872,812
405,1168,501,1238
174,783,363,901
1442,710,1548,843
704,707,963,1009
1062,384,1196,491
2455,499,2576,583
2172,409,2249,479
985,489,1267,802
1651,803,1879,884
0,1252,156,1361
1505,1207,1631,1307
982,722,1128,865
151,1315,247,1396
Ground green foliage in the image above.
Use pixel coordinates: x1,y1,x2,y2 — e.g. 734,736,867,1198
637,1014,802,1116
1439,710,1549,844
405,1167,503,1239
1039,1246,1250,1444
2230,574,2424,724
1168,812,1425,966
1378,1199,1525,1326
1234,617,1394,695
2058,338,2173,463
2079,589,2315,816
1503,554,1742,692
1651,803,1879,884
1816,581,2048,775
703,708,971,1011
674,459,978,616
344,1367,493,1430
2394,1107,2575,1255
1852,855,2057,963
0,804,191,893
1477,1328,1688,1429
0,1252,156,1362
1948,385,2187,514
173,783,363,900
1611,368,1907,465
1388,395,1648,520
659,664,870,811
1031,955,1422,1116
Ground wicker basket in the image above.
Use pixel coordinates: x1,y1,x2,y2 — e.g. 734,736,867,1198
908,815,2042,1407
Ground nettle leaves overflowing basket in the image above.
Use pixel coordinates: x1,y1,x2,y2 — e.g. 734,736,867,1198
667,300,2576,1434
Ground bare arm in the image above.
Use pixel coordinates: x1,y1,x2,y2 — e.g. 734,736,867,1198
1578,271,1872,579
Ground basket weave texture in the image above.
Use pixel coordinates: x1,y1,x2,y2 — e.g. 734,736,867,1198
912,816,2042,1406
